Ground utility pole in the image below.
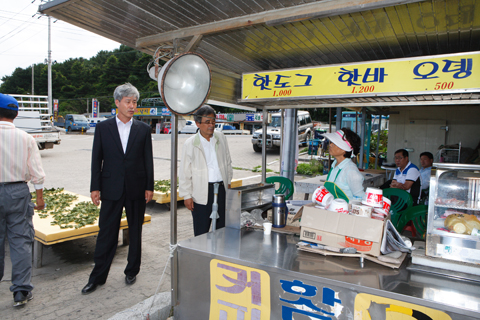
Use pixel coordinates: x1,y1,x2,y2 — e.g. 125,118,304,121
47,16,53,115
31,64,34,96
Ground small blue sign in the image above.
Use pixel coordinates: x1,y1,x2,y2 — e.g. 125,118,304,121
111,108,116,115
161,107,171,116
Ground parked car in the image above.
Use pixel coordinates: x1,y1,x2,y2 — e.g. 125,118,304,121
179,120,198,134
251,111,313,152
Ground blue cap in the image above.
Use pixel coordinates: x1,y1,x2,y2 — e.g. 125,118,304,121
0,93,19,111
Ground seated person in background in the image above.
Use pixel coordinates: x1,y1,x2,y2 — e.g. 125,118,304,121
419,151,434,192
391,149,422,205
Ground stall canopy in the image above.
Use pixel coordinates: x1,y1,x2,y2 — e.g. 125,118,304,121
39,0,480,110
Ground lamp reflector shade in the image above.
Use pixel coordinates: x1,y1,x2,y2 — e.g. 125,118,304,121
158,52,211,115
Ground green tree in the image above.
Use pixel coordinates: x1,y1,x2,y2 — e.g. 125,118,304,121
0,45,157,113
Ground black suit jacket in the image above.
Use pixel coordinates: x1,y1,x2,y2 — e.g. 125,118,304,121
90,117,154,201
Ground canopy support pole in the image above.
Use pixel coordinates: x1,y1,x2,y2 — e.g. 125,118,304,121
261,108,267,183
359,108,366,169
170,114,178,308
375,115,382,169
281,109,297,199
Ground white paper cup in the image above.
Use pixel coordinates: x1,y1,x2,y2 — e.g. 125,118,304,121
312,186,333,208
362,187,383,207
263,222,272,235
382,197,391,214
328,198,349,214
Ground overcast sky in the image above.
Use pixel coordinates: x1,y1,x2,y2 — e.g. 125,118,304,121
0,0,121,86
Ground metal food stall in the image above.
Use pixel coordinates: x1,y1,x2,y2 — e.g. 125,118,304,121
176,228,480,319
38,0,480,319
175,165,480,319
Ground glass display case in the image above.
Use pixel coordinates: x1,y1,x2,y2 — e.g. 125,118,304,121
426,163,480,264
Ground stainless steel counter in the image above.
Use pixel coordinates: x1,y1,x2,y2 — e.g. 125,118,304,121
176,227,480,319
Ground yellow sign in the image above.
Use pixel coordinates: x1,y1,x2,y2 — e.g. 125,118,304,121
134,108,157,116
354,293,452,320
241,52,480,101
113,108,159,116
209,259,271,319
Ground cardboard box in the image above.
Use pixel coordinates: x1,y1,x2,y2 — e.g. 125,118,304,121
299,203,386,257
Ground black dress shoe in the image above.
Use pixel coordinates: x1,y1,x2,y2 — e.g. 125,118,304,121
81,283,98,295
125,275,136,285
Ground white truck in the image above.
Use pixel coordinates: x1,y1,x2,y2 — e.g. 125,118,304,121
11,94,61,150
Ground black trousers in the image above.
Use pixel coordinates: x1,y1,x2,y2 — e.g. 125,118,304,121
191,182,226,236
88,192,145,285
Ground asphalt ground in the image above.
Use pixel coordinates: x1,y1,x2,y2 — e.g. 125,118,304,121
1,131,307,319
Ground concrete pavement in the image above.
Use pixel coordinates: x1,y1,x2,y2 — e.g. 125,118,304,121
1,132,308,319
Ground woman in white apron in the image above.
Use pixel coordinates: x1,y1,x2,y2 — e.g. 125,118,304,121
322,128,364,201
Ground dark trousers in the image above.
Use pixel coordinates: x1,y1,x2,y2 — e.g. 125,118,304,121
191,182,226,236
88,192,145,285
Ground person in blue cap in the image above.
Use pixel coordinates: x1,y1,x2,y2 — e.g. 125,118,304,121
0,93,46,307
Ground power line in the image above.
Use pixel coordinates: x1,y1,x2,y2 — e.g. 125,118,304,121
0,2,35,29
0,25,47,55
0,15,37,43
0,14,104,37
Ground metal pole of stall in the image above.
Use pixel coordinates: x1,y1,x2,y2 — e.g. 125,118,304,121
281,109,297,195
359,108,366,169
374,115,382,169
170,114,178,307
328,108,332,170
336,107,342,130
355,112,358,134
280,109,284,173
261,108,267,183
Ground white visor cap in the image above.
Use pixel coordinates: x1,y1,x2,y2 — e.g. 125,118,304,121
321,130,353,152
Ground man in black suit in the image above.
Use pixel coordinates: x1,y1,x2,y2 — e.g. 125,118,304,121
81,83,154,295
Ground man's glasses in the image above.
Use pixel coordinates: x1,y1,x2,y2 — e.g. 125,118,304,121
394,156,404,160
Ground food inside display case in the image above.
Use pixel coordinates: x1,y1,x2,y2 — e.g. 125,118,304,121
426,163,480,265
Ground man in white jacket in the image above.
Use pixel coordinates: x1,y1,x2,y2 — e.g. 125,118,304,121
179,105,233,236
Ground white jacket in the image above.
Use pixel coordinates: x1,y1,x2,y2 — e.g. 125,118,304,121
179,131,233,205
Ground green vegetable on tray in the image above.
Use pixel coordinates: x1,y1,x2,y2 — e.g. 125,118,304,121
153,179,178,194
31,187,126,229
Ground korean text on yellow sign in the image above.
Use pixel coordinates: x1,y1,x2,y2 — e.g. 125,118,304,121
241,52,480,101
210,259,270,319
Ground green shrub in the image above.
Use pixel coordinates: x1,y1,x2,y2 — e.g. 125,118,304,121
297,163,313,175
297,159,324,176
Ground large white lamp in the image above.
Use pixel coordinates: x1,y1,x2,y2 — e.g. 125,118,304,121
157,52,211,115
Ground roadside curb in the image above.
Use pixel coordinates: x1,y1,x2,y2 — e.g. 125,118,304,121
108,292,171,320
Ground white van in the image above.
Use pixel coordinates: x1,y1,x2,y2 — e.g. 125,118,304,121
251,111,313,152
